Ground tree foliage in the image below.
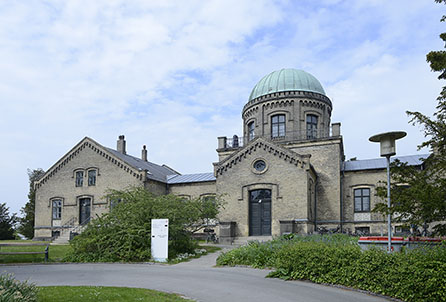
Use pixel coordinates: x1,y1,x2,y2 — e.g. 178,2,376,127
374,1,446,235
0,202,17,240
374,160,446,235
17,168,45,239
65,187,223,262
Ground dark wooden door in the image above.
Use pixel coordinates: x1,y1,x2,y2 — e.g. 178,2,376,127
249,189,271,236
79,198,91,225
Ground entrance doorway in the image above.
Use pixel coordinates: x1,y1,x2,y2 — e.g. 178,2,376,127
79,198,91,225
249,189,271,236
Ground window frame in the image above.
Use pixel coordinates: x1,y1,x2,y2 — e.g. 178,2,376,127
354,188,371,213
75,170,84,187
248,121,255,141
271,114,286,138
306,114,318,139
52,199,62,220
87,169,97,186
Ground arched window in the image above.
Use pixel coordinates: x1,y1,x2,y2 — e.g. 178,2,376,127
248,122,255,141
271,114,285,138
306,114,318,139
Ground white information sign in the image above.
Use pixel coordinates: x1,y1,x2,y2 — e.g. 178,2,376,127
151,219,169,262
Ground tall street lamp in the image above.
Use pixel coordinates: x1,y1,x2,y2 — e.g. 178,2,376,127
369,131,407,252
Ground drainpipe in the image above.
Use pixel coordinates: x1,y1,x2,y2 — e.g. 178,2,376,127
314,175,318,233
340,166,344,233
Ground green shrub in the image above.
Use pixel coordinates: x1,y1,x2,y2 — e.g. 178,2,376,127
0,273,38,302
218,235,446,302
217,234,357,268
65,187,221,262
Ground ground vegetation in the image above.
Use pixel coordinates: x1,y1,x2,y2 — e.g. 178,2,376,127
217,235,446,302
65,187,222,262
0,273,38,302
37,286,188,302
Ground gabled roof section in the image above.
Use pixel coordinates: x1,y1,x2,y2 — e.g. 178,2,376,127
104,147,179,183
214,137,311,176
343,154,429,172
167,173,215,184
34,137,181,189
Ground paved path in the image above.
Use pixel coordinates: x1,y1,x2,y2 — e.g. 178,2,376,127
1,248,390,302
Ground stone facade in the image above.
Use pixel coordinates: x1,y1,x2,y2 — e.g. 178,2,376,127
34,137,147,239
168,181,216,199
214,138,315,237
342,169,388,234
34,68,425,241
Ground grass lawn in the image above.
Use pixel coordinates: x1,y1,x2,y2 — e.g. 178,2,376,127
38,286,189,302
0,240,71,264
0,240,219,264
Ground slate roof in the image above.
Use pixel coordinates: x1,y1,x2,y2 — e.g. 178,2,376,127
105,147,179,183
167,173,216,184
343,154,429,172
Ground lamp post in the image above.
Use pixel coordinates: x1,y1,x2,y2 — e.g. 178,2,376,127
369,131,406,252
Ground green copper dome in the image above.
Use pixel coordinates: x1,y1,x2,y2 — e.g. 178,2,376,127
248,69,326,101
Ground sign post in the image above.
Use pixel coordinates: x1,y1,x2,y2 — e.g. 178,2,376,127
151,219,169,262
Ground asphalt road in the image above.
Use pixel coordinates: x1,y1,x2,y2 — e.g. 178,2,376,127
1,248,390,302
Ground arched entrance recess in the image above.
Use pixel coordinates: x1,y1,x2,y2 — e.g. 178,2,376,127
249,189,271,236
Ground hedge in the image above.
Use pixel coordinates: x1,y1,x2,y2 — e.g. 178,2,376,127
217,235,446,301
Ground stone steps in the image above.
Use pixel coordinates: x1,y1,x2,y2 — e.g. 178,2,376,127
51,224,87,245
52,232,71,245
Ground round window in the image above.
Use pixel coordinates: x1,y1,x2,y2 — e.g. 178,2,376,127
253,160,266,172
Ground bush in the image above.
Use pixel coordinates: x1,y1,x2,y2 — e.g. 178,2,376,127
217,235,446,302
65,187,221,262
0,273,38,302
217,234,357,268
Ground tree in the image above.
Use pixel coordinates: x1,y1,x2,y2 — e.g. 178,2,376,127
374,1,446,235
0,203,17,240
374,160,446,235
17,168,45,239
66,187,223,262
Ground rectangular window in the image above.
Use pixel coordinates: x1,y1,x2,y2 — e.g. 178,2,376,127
271,114,285,138
52,199,62,220
355,227,370,235
354,188,370,212
248,122,255,141
88,170,96,186
306,114,318,139
75,171,83,187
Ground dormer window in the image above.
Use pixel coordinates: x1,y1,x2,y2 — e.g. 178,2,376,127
271,114,285,138
248,122,255,141
75,171,84,187
88,170,97,186
306,114,318,139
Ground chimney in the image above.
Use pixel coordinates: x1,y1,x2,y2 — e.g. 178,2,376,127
332,122,341,137
142,145,148,161
117,135,126,154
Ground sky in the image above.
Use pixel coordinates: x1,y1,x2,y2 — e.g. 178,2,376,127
0,0,444,215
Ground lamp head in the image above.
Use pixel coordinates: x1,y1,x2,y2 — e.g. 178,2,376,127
369,131,407,157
